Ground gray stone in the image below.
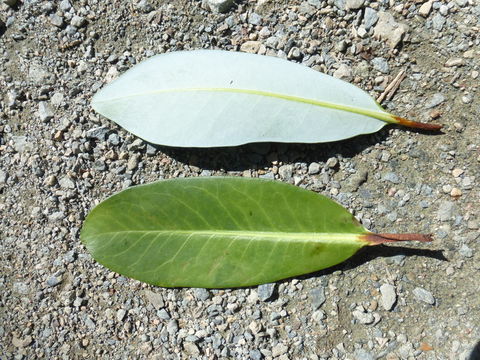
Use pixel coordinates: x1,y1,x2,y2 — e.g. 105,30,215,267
240,41,262,54
12,335,32,348
354,349,374,360
46,275,62,287
459,244,473,258
437,200,456,221
12,136,28,153
70,15,86,28
352,309,374,324
13,282,29,295
278,165,293,180
272,343,288,357
136,0,154,13
157,309,171,320
374,12,408,49
425,93,445,108
308,162,321,175
193,288,210,301
59,0,71,11
108,133,120,145
257,283,276,301
38,102,54,122
184,342,200,355
383,172,400,184
432,13,446,31
205,0,236,13
334,0,345,10
59,176,75,189
51,93,64,106
144,290,165,309
250,349,264,360
364,7,378,30
380,284,396,311
312,310,326,323
127,155,140,171
84,316,96,329
0,170,8,184
310,287,326,310
49,13,64,27
248,12,262,25
86,126,109,141
345,169,368,192
299,2,315,15
372,57,389,74
413,287,435,305
116,309,126,322
49,211,65,222
333,64,353,80
326,157,339,169
345,0,364,10
166,319,179,334
397,343,414,358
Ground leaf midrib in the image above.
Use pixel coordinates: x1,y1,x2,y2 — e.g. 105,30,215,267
84,229,366,243
93,87,395,124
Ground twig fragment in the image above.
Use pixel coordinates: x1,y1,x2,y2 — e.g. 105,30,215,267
377,70,406,104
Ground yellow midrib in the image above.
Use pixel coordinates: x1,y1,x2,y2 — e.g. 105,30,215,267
85,229,367,244
93,87,396,125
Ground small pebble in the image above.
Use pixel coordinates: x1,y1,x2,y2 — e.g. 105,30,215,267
308,162,321,175
116,309,126,322
38,102,54,122
452,168,464,177
352,308,375,324
46,276,62,287
257,283,276,301
380,284,397,311
450,188,462,197
413,287,435,305
310,286,326,310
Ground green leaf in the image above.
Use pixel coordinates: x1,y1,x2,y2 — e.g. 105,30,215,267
81,177,432,288
92,50,441,148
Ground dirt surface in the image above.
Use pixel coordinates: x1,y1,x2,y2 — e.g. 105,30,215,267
1,0,479,359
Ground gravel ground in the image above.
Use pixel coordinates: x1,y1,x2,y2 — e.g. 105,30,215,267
1,0,479,359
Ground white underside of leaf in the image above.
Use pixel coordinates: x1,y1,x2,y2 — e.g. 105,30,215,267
92,50,391,147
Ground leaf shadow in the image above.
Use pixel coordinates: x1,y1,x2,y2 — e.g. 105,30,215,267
0,20,6,38
151,124,443,172
292,244,448,282
154,127,391,172
206,245,446,293
392,124,446,137
469,341,480,360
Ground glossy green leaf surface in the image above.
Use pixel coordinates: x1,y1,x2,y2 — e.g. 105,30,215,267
81,177,373,288
92,50,440,148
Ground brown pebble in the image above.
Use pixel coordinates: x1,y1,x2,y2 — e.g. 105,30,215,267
450,188,462,197
429,110,442,119
452,168,464,177
53,130,63,141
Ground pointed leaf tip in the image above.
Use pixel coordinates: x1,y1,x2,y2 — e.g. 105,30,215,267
363,233,434,246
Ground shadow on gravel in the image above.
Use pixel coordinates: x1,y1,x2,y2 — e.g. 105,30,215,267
292,244,447,283
155,127,391,171
0,21,6,38
470,341,480,360
392,124,446,137
154,123,444,171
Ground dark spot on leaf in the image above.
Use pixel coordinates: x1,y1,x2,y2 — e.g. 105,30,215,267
311,244,325,256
